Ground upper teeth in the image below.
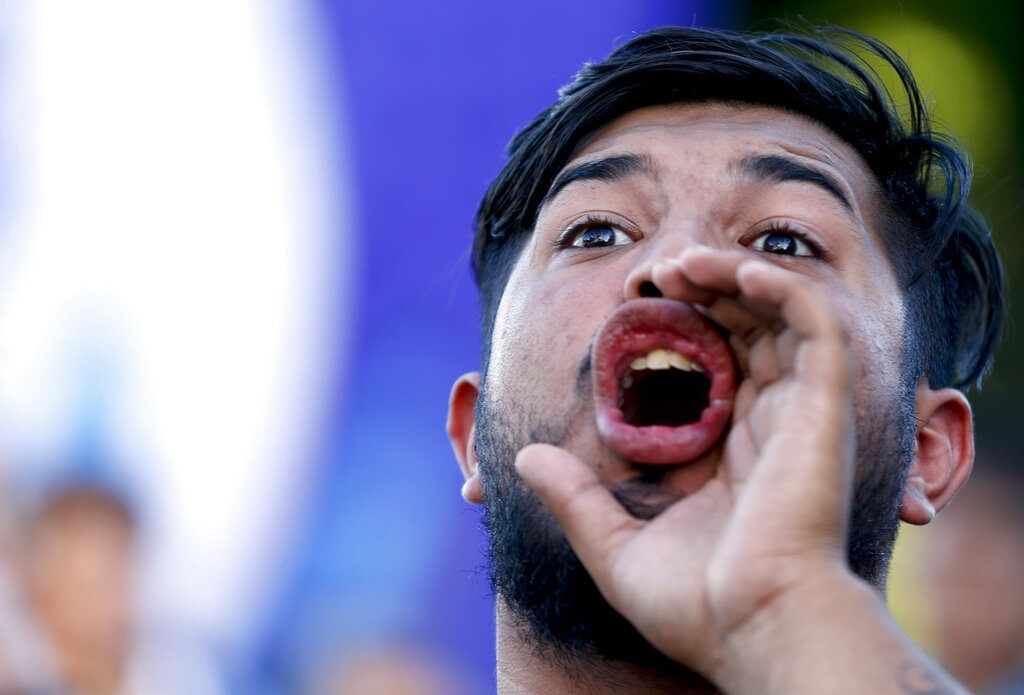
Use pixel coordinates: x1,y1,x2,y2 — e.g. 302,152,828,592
630,348,703,372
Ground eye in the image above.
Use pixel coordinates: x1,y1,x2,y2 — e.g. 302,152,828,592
572,225,632,248
749,224,821,258
557,215,636,249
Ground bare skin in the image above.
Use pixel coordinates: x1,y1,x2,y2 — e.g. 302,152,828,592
516,250,966,694
448,104,975,694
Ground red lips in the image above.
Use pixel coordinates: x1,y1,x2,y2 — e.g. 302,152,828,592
593,298,737,464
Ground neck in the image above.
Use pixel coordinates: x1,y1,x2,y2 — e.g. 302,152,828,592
495,601,719,695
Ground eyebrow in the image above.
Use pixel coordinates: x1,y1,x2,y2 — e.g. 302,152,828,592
542,153,655,208
732,154,853,214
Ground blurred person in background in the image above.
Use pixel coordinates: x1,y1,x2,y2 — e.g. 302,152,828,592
0,477,63,695
448,25,1003,695
305,644,468,695
926,446,1024,695
18,485,137,695
11,481,227,695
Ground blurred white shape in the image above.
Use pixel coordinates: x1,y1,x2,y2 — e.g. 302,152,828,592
0,0,349,661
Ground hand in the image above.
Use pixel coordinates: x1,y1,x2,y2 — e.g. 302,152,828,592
515,245,857,683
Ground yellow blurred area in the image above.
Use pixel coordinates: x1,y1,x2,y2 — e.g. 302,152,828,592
854,13,1014,170
896,464,1024,692
888,525,935,652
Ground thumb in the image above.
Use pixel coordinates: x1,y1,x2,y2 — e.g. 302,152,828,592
516,443,642,588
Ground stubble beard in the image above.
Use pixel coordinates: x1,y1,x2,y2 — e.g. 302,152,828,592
474,371,916,674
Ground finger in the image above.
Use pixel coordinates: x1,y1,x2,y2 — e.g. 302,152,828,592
701,295,765,342
649,260,717,304
734,260,837,341
745,332,782,390
676,246,750,296
731,376,759,424
515,444,642,586
723,380,761,481
731,262,855,514
772,328,801,374
674,248,790,338
735,261,851,392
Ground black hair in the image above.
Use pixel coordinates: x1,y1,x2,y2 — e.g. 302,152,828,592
472,25,1004,391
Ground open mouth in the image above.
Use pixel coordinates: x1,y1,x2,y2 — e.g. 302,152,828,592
620,349,711,427
593,298,737,465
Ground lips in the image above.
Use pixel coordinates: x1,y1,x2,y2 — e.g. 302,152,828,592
593,298,737,464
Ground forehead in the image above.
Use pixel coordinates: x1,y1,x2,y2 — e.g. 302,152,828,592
564,103,879,215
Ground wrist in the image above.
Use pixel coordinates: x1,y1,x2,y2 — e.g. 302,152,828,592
709,564,874,694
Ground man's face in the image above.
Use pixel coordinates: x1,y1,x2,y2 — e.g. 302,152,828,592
472,103,916,659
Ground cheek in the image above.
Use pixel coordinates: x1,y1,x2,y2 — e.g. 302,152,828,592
833,284,907,409
486,262,625,405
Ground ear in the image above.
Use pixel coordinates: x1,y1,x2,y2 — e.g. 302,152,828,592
447,372,483,504
899,380,974,525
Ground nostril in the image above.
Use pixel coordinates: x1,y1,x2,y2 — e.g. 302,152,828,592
639,281,662,298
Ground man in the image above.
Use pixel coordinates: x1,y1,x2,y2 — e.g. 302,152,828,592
446,26,1003,694
20,485,137,695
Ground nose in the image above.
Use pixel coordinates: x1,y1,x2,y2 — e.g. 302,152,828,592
624,260,668,301
623,219,711,302
636,278,663,298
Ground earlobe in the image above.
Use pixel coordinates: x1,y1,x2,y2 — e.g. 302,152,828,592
899,381,974,526
447,372,484,504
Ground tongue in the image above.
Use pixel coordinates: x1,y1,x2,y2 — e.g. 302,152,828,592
593,298,737,464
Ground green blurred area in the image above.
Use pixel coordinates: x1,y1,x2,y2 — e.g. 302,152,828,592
743,0,1024,441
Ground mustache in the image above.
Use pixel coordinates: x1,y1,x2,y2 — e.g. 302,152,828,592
575,326,601,399
575,351,592,398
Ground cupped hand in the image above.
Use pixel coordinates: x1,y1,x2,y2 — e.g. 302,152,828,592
515,245,857,683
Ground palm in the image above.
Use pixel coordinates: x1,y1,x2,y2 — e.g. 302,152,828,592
516,250,854,677
601,369,841,667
